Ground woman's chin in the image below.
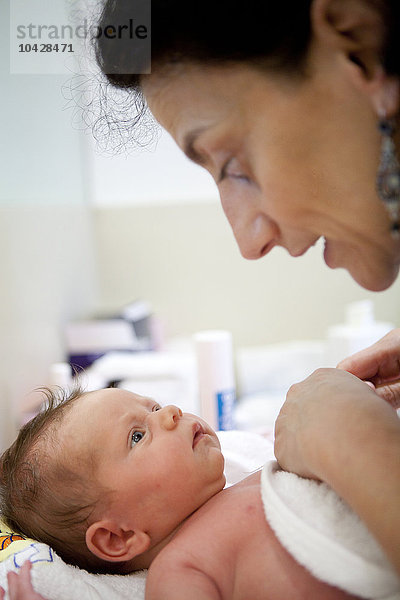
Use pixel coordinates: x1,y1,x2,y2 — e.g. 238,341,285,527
349,263,399,292
324,239,399,291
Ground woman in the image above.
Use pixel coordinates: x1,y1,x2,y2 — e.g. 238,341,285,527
94,0,400,574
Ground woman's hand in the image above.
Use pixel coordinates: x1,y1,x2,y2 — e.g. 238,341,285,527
0,562,48,600
274,366,400,574
338,328,400,409
275,329,400,477
274,368,383,479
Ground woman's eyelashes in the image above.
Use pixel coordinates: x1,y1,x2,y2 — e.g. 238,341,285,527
218,157,250,183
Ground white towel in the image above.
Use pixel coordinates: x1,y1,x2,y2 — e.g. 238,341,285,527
0,540,147,600
0,430,273,599
261,460,400,600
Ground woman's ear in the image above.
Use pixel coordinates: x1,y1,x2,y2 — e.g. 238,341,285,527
310,0,399,116
85,520,151,562
311,0,385,78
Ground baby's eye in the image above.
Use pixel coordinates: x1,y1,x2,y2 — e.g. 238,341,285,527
131,431,144,446
153,404,161,412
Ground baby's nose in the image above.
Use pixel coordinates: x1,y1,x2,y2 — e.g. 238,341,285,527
157,405,183,430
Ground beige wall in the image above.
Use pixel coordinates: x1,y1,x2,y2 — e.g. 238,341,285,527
0,205,97,449
0,0,98,449
94,202,400,346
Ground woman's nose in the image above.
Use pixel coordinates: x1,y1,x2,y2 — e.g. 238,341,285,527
221,198,279,260
235,214,279,260
154,405,183,430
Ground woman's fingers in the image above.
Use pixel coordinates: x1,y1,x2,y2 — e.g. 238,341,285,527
375,381,400,409
356,379,400,408
338,328,400,384
337,328,400,406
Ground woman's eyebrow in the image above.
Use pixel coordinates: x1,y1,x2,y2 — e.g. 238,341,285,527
182,127,208,166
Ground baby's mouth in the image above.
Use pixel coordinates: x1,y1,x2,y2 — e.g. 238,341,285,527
192,422,205,448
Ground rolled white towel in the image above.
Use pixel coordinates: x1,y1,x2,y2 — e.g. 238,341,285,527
261,460,400,600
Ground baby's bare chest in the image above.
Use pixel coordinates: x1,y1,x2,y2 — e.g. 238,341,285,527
162,476,358,600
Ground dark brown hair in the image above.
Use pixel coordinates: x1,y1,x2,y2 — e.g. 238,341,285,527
96,0,399,85
89,0,400,152
0,387,124,574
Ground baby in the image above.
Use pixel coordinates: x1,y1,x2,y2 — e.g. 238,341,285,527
0,386,360,599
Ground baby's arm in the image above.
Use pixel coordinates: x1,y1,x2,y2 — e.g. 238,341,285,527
146,563,221,600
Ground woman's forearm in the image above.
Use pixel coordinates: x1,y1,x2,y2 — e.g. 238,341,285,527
275,368,400,573
316,397,400,573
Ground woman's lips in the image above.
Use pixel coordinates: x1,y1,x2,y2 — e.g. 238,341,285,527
288,246,309,257
288,238,320,258
323,238,335,268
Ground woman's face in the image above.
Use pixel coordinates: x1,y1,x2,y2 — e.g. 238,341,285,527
143,57,400,291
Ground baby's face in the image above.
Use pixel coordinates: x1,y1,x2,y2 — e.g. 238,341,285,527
60,388,226,543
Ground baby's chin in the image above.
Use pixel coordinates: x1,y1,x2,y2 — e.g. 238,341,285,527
208,470,226,497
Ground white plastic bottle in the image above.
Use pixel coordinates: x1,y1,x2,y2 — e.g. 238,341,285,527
193,330,236,431
326,300,393,366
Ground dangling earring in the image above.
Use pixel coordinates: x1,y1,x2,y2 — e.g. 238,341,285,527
376,116,400,239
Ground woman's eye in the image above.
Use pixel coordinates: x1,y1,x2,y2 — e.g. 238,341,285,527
227,172,250,182
219,158,250,183
131,431,144,446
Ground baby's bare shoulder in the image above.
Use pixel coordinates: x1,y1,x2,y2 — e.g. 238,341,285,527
147,550,221,600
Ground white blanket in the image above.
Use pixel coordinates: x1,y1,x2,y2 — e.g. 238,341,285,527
261,460,400,600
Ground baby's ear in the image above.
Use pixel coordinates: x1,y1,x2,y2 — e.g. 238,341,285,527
86,520,150,562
